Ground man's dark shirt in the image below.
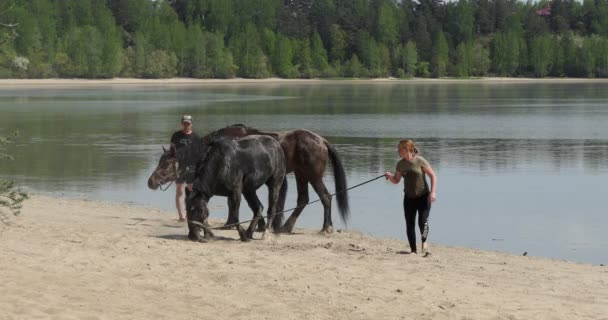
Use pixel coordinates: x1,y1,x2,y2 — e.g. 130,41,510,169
170,130,199,149
170,130,199,184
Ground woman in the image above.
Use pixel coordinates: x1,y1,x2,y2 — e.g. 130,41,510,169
385,139,437,255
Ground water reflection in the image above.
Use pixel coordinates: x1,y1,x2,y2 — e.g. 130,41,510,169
1,82,607,264
330,137,608,175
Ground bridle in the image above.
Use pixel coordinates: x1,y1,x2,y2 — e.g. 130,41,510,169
151,159,178,191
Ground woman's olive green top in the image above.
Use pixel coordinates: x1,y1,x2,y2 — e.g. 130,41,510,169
396,156,430,199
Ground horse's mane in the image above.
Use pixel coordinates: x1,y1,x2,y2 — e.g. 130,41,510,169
200,124,268,144
193,138,234,195
175,137,206,168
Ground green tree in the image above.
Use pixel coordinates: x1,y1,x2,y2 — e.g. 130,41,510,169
470,41,491,76
416,61,431,77
432,31,449,77
205,32,236,78
414,15,433,62
184,25,207,77
401,41,418,77
294,38,314,78
346,54,364,77
0,132,28,219
529,35,554,77
374,0,399,46
272,34,296,78
551,36,565,76
493,31,522,76
230,24,270,78
329,24,346,63
580,36,597,77
448,0,474,44
455,42,473,77
311,32,330,76
143,50,177,78
562,33,579,76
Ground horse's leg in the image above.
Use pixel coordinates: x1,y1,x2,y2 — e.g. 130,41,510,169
223,195,240,228
310,178,333,234
263,178,282,240
281,173,309,233
228,191,249,242
243,191,263,239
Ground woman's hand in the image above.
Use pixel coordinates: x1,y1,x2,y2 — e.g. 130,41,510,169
384,171,392,180
428,192,437,203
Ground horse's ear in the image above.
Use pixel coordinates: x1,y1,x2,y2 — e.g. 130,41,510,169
162,146,167,153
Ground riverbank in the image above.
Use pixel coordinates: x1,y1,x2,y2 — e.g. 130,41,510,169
1,195,606,319
2,77,608,86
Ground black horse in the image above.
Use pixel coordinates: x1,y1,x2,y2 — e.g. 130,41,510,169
183,135,287,242
148,124,349,234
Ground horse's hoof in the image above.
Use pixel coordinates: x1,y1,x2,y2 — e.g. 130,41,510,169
261,231,272,242
198,238,208,243
319,227,334,235
280,224,294,234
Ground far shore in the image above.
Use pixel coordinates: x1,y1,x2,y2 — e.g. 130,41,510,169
2,77,608,87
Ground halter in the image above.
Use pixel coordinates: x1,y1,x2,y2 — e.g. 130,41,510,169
152,164,177,192
188,220,204,226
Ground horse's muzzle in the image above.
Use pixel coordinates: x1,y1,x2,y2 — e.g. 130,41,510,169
147,178,158,190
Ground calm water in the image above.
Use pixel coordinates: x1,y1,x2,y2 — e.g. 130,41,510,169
1,82,607,264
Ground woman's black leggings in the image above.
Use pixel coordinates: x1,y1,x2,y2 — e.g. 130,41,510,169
403,194,431,253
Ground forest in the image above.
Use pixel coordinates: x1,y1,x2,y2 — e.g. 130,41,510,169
1,0,608,79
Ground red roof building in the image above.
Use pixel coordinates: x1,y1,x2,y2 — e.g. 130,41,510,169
536,4,552,16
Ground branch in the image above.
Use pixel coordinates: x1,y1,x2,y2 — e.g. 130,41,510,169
0,22,17,28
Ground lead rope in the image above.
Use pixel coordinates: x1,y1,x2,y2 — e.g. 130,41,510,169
159,180,174,191
205,174,386,230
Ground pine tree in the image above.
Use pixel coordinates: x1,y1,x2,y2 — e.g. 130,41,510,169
311,32,330,76
329,24,346,63
295,39,314,78
346,54,364,77
273,34,296,78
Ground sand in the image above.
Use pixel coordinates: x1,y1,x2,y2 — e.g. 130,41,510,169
0,195,606,320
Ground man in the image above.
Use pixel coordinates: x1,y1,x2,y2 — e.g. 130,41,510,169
170,115,200,222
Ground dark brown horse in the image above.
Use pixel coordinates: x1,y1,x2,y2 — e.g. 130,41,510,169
148,124,349,234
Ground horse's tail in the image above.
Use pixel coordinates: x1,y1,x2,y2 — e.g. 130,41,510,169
325,142,350,223
274,175,288,230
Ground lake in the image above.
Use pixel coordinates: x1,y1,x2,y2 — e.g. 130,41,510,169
1,81,607,264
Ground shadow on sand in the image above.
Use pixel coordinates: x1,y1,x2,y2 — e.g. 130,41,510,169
152,234,238,242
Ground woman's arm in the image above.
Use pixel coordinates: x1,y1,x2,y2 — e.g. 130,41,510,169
384,171,402,184
423,165,437,202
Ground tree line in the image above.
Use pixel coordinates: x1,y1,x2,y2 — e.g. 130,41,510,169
1,0,608,79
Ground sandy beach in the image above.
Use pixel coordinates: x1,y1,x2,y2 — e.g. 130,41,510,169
2,77,608,87
0,195,606,320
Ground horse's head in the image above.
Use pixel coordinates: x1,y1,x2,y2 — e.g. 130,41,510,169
186,191,209,242
147,146,178,190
